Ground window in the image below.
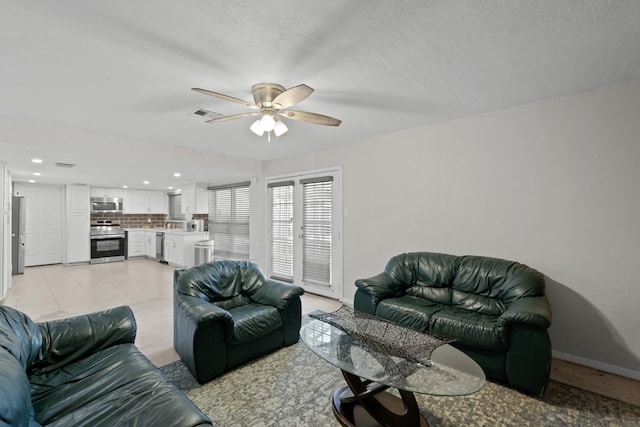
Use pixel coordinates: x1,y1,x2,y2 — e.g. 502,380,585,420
301,176,333,287
208,182,250,260
268,181,294,282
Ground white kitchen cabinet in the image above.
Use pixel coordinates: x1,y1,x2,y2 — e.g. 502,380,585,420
65,185,90,263
145,230,156,258
148,191,165,214
124,190,166,214
126,230,146,258
180,184,208,215
165,233,184,267
90,187,123,198
164,231,208,268
67,184,90,214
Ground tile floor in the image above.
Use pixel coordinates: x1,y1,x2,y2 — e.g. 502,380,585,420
2,259,342,367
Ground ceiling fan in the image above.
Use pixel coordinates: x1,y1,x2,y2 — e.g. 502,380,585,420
191,83,341,139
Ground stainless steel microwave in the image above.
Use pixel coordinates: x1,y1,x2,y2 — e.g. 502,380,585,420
90,197,123,213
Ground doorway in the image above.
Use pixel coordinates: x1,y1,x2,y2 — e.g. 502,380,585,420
14,184,63,266
266,168,342,298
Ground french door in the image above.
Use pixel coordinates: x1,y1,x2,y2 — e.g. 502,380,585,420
267,168,342,298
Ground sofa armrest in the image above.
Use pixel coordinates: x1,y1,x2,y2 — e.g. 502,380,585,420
250,280,304,310
29,306,136,375
355,273,403,301
175,295,234,342
174,294,234,383
496,296,552,343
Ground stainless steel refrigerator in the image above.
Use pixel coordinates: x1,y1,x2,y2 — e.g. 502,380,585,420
12,195,25,275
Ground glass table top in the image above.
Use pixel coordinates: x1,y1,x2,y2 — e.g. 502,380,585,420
301,319,485,396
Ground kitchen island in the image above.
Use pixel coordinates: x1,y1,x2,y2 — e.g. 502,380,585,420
124,228,209,268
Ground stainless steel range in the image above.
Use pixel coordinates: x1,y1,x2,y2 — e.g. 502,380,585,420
90,220,125,264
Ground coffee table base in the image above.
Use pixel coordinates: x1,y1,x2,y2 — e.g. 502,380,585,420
332,371,429,427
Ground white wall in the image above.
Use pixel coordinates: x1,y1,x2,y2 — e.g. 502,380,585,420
263,80,640,379
0,162,11,300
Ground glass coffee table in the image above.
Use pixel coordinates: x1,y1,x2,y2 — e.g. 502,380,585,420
301,314,485,427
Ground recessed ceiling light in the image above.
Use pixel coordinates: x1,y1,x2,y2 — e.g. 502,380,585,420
174,172,181,177
33,172,41,176
168,186,174,190
143,181,149,185
32,158,43,164
122,185,128,189
28,180,36,183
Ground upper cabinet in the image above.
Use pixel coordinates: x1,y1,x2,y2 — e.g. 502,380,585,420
67,184,90,214
124,189,166,214
90,187,123,199
180,183,208,215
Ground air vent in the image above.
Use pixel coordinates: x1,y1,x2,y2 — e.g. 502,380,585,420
188,108,224,120
55,162,76,168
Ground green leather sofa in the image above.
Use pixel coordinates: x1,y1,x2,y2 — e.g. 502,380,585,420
174,260,304,384
0,305,212,427
354,252,552,395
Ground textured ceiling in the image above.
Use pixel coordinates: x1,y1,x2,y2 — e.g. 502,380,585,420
2,1,640,189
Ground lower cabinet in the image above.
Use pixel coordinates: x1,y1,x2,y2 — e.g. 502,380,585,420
165,234,185,267
164,232,207,268
125,229,208,268
126,230,146,258
145,231,156,259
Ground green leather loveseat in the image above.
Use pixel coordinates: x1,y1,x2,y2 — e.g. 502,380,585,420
174,260,304,384
0,305,211,427
354,252,552,395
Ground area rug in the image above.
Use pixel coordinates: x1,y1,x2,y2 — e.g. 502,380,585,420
160,343,640,426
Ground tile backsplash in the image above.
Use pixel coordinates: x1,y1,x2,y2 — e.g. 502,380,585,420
91,213,208,231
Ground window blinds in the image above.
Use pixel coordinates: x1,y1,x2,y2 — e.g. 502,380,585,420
301,176,333,287
207,182,250,260
268,181,294,282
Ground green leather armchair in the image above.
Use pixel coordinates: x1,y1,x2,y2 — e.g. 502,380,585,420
354,252,552,395
174,260,304,384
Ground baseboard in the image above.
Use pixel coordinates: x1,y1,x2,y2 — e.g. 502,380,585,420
339,296,354,307
552,350,640,381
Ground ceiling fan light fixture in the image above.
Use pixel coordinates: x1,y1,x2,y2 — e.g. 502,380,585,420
260,114,276,132
250,119,264,136
273,119,288,137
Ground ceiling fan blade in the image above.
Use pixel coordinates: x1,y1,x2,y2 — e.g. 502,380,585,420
280,110,342,126
192,88,260,110
272,84,314,109
205,112,261,123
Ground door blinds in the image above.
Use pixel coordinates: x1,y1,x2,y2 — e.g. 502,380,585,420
207,182,250,260
268,181,294,282
301,176,333,287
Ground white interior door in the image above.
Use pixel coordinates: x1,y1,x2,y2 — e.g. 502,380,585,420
267,168,342,299
15,184,63,267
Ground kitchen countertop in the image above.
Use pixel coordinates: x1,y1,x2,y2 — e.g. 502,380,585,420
123,227,208,236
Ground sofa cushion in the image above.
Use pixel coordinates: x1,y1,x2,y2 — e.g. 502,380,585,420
453,256,545,305
30,343,209,427
429,307,503,352
375,295,443,331
229,304,283,345
451,290,505,316
385,252,457,289
176,260,265,303
406,285,452,305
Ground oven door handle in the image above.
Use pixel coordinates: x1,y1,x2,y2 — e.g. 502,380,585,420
91,235,125,240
